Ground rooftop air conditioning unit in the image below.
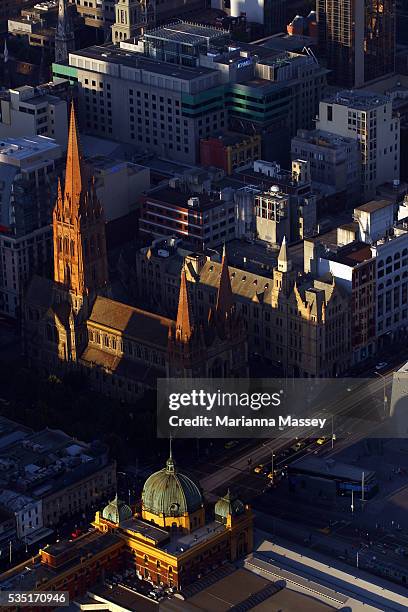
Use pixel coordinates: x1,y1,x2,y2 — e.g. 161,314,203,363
188,197,200,207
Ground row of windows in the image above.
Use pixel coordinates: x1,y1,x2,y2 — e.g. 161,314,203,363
88,329,165,366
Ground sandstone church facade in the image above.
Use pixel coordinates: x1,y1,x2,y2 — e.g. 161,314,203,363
22,106,248,401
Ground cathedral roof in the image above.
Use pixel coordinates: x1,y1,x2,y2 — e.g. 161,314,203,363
87,296,174,348
80,346,162,386
198,260,273,302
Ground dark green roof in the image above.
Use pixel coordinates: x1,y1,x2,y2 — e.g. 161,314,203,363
215,490,245,522
142,455,203,517
102,494,132,524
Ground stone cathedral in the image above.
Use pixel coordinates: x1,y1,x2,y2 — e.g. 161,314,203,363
23,106,248,401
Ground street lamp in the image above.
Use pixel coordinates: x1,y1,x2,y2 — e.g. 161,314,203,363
262,442,275,483
374,371,388,417
24,526,35,554
331,414,336,449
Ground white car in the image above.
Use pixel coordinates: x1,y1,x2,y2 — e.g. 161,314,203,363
375,362,388,370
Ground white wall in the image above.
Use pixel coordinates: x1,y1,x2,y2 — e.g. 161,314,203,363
317,257,353,291
230,0,264,24
95,163,150,222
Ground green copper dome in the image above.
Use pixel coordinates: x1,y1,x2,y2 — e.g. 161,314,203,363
102,494,132,524
142,454,203,517
215,490,245,523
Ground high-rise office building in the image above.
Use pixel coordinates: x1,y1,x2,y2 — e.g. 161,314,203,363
53,22,326,165
317,0,395,88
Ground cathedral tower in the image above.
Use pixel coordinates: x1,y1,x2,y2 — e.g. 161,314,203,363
272,236,296,298
168,268,207,376
53,104,109,308
211,244,242,341
55,0,75,63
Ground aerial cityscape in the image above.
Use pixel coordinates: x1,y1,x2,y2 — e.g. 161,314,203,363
0,0,407,610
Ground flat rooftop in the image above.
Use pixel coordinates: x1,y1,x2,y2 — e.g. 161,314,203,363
334,242,373,266
80,584,158,612
143,21,229,45
145,186,230,211
293,128,357,148
90,155,148,176
0,137,60,164
0,531,120,591
70,45,217,81
324,89,390,109
0,423,110,500
256,33,318,53
181,567,335,611
203,131,258,147
122,517,227,557
0,416,32,449
355,199,394,213
289,455,376,481
121,517,170,546
313,239,373,267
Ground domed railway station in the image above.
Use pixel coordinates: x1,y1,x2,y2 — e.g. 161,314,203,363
93,452,253,589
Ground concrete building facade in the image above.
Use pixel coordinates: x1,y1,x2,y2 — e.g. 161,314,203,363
0,86,68,149
291,128,361,205
53,22,327,165
305,234,376,363
139,185,237,249
372,226,408,345
0,136,62,317
316,91,400,202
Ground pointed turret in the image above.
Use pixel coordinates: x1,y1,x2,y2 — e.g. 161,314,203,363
277,236,292,273
55,0,75,63
175,269,193,343
215,244,233,322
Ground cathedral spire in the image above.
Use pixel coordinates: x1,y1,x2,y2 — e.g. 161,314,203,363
215,244,233,322
55,0,75,63
64,103,86,212
3,39,10,89
175,268,193,343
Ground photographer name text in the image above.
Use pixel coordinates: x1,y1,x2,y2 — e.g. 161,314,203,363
168,415,327,429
